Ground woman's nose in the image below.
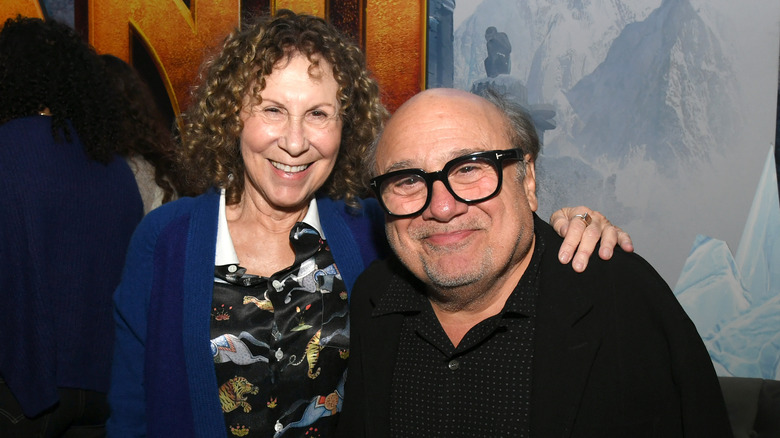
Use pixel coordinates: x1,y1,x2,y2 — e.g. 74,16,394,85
278,116,309,155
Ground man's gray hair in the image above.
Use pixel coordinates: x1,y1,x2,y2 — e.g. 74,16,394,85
366,125,384,179
364,88,541,181
479,87,540,163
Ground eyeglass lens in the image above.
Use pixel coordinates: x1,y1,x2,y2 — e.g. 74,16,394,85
378,157,500,216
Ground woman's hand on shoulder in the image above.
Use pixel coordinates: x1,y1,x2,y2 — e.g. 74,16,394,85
550,207,634,273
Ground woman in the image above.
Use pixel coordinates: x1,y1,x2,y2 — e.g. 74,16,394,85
0,16,144,436
107,10,630,438
101,54,183,213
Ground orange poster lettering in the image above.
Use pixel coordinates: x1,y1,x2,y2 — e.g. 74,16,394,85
89,0,238,116
365,0,425,111
271,0,426,110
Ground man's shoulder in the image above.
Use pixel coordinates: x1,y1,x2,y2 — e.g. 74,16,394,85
535,216,659,276
353,258,395,296
533,216,670,302
352,257,419,305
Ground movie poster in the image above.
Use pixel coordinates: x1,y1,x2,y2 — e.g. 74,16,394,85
430,0,780,379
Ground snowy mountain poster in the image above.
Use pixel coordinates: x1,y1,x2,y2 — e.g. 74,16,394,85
427,0,780,379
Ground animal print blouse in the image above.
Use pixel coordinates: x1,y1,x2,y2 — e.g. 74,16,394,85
210,202,349,437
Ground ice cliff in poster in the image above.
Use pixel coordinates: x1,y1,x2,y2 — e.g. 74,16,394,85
451,0,780,378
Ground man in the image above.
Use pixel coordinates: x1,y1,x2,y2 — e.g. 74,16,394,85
338,88,731,437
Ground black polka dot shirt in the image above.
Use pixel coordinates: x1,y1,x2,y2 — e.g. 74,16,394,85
380,239,543,437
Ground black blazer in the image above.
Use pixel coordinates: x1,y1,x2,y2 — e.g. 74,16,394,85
339,216,732,438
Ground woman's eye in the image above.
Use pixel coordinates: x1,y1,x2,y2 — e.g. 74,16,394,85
260,107,286,121
309,109,331,120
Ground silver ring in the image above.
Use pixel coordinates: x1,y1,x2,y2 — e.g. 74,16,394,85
573,212,592,226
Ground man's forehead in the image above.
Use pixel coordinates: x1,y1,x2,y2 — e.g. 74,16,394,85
378,144,493,173
375,89,507,168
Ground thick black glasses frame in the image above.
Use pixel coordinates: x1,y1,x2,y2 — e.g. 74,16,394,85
369,148,523,218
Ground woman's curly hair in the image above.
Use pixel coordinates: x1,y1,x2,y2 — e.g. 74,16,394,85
178,9,388,207
0,16,124,164
101,54,182,203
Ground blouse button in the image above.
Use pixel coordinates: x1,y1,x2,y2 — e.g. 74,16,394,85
448,359,460,371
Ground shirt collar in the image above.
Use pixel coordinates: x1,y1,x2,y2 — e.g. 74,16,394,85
302,197,325,238
502,230,544,317
215,189,239,266
214,189,325,266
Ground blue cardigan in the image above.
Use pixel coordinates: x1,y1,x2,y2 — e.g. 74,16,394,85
107,189,387,437
0,116,143,417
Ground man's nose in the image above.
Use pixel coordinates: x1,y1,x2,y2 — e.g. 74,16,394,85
421,180,468,222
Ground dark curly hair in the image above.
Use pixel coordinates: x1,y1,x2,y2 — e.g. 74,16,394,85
0,16,123,164
178,9,388,207
101,54,182,203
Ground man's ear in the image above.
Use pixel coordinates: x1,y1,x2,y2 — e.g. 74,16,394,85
523,156,538,212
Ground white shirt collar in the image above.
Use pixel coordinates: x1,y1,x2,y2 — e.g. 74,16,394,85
214,190,325,266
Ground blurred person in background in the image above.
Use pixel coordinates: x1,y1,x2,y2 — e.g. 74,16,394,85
101,54,183,213
0,16,144,437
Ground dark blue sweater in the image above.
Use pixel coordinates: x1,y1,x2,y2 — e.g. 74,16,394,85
107,189,387,437
0,116,143,417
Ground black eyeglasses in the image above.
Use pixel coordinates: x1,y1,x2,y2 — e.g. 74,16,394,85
369,149,524,218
